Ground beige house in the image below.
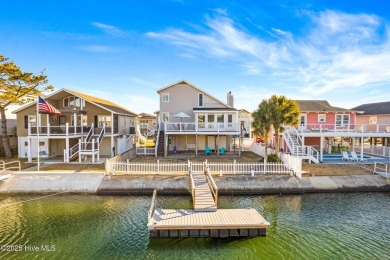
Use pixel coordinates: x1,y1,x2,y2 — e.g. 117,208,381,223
156,80,241,157
13,89,138,162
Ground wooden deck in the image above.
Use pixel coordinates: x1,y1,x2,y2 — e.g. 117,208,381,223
191,171,217,212
148,208,270,238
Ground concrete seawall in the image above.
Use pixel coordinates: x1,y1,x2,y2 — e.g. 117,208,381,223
0,173,389,195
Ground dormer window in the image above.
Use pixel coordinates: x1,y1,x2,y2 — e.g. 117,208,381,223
63,96,85,107
198,93,204,107
162,93,169,102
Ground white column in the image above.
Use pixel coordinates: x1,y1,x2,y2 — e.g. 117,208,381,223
352,137,355,152
73,112,77,133
195,134,198,158
27,137,32,162
79,139,82,163
164,134,168,157
65,137,69,163
46,114,50,135
320,136,323,162
111,135,114,157
360,136,364,160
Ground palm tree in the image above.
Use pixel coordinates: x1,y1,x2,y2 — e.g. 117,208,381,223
252,99,274,162
270,95,300,156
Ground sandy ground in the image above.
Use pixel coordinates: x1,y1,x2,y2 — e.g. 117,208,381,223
302,163,375,176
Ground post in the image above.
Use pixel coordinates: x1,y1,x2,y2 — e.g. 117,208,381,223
126,159,129,174
157,159,160,174
66,123,69,136
219,169,222,176
360,136,364,161
233,159,236,175
92,138,95,163
65,137,69,163
79,139,82,163
320,136,323,163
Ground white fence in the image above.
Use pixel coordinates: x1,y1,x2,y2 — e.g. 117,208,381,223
250,143,303,178
117,135,134,154
0,160,21,172
105,159,292,176
136,147,156,155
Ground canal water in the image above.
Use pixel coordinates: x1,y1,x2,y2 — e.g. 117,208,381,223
0,193,389,259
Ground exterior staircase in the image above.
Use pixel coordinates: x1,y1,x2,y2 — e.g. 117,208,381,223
157,130,165,157
283,128,319,163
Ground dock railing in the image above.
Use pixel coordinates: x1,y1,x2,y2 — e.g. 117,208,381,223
148,189,158,223
374,162,389,178
0,160,21,172
189,169,196,208
205,166,219,207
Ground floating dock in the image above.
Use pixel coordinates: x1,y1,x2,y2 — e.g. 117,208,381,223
147,168,270,238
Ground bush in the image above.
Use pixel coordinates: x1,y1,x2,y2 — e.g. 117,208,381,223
265,154,281,163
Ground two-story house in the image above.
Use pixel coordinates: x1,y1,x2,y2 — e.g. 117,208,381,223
13,89,138,163
352,101,390,146
156,80,241,157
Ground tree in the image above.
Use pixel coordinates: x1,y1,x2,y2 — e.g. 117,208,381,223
0,55,54,158
252,99,274,162
269,95,300,156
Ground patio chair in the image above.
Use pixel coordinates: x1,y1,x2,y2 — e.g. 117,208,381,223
341,151,350,161
350,151,367,162
219,147,225,155
205,146,212,155
39,151,53,158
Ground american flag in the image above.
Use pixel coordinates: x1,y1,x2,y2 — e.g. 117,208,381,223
38,96,61,114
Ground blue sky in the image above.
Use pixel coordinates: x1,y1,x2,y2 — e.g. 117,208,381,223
2,0,390,115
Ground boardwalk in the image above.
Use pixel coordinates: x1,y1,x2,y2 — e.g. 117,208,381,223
191,171,216,212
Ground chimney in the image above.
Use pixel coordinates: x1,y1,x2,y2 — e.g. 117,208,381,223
227,91,234,107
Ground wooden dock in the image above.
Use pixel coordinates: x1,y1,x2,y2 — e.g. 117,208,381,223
148,168,270,238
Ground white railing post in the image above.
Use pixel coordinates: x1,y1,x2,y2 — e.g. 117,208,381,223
157,159,160,174
78,139,82,163
233,159,236,175
219,169,223,176
66,123,69,136
28,123,31,136
126,159,129,174
47,123,50,136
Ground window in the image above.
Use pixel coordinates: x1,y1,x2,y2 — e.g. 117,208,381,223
198,93,204,107
98,115,111,127
217,114,224,123
318,114,326,123
162,112,169,122
369,116,377,124
228,114,233,123
336,114,350,127
70,115,87,126
63,96,85,107
28,115,37,127
207,114,215,123
162,93,169,102
129,118,135,127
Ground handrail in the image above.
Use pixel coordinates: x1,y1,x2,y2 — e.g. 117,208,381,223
84,127,93,149
204,167,219,207
69,143,79,160
148,189,158,222
0,160,21,172
98,127,105,145
189,169,196,208
155,126,161,157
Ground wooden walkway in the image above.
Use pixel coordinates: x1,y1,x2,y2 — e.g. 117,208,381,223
191,171,217,212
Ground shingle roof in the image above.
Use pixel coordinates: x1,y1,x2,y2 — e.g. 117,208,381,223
295,100,355,112
139,112,156,119
352,101,390,115
66,89,138,116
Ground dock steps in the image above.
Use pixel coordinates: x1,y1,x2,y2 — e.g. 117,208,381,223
191,171,217,212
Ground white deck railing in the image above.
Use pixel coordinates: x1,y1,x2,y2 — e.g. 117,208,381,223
355,144,390,159
294,124,390,134
165,122,240,133
29,123,87,136
136,147,156,155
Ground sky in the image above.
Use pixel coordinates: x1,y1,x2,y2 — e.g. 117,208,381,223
2,0,390,116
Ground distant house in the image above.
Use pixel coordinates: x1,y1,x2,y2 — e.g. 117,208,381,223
156,80,241,156
352,101,390,146
138,112,157,128
13,89,138,162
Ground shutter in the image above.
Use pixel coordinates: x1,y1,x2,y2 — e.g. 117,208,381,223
24,115,28,129
94,116,98,127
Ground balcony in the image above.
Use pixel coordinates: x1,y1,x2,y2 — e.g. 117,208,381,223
293,124,390,136
164,122,240,134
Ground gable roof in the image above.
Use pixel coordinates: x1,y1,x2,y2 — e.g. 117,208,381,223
156,80,230,108
295,100,357,113
352,101,390,115
139,112,156,119
13,88,138,116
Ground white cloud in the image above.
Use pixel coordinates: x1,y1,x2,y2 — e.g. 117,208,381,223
91,22,124,37
146,10,390,101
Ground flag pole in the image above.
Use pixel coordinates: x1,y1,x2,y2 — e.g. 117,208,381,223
37,96,40,171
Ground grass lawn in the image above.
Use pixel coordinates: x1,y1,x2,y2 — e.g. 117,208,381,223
129,151,262,163
40,163,105,172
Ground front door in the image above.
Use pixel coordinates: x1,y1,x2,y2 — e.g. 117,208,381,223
299,114,307,131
